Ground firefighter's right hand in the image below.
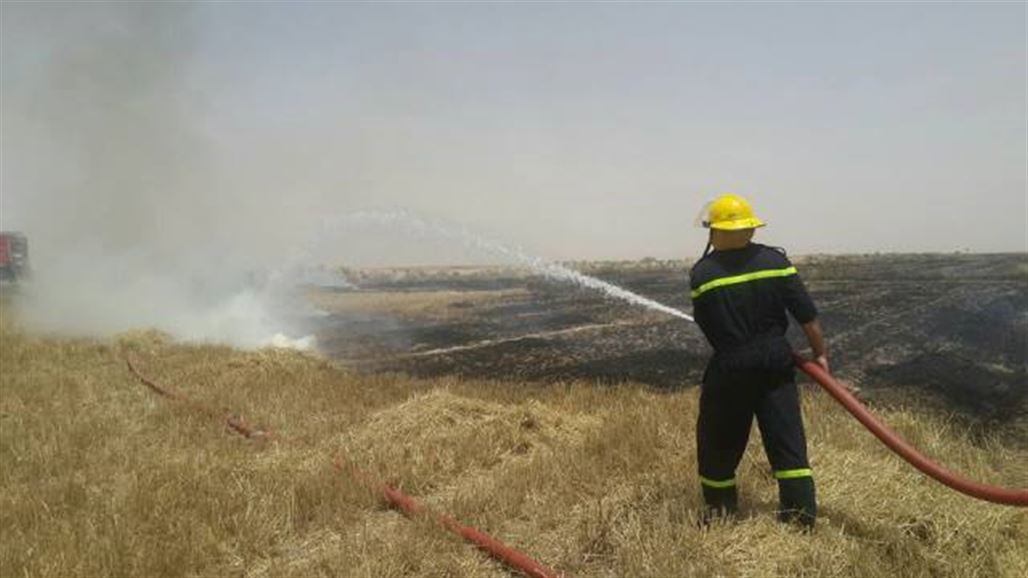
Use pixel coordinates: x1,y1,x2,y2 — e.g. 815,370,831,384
814,354,830,374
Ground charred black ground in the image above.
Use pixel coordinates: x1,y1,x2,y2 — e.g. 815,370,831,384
310,254,1027,437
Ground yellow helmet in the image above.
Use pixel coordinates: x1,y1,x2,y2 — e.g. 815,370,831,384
700,193,766,230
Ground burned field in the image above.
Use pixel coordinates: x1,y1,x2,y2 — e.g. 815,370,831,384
309,254,1027,433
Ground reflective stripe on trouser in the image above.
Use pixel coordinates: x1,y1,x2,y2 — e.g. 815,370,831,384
699,476,738,513
700,481,738,514
699,476,736,488
774,468,813,480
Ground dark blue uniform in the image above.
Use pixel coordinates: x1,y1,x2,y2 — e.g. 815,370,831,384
690,243,818,526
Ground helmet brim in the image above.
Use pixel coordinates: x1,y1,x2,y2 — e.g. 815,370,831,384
709,217,766,231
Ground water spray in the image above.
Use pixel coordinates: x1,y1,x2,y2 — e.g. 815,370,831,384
332,209,694,321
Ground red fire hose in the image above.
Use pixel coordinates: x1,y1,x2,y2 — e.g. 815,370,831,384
794,354,1028,507
335,457,561,578
127,357,562,578
126,357,267,440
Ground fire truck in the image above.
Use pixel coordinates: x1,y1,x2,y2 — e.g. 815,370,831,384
0,232,29,283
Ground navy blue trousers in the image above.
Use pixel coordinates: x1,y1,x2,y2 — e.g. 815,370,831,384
696,363,816,525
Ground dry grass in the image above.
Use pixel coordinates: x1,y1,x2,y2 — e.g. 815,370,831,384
1,317,1026,577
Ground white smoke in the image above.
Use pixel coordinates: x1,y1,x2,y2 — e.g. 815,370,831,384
0,4,315,349
13,244,319,349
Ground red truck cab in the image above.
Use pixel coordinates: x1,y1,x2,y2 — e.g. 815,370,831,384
0,232,29,282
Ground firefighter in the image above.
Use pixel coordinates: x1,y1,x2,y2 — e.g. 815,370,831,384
689,193,826,529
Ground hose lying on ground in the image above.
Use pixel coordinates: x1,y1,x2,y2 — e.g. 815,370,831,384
794,354,1028,507
126,356,267,440
126,356,563,578
336,457,561,578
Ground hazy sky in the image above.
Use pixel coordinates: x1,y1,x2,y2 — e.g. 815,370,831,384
3,1,1027,264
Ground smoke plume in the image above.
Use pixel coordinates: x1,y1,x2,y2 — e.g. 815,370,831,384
1,3,313,347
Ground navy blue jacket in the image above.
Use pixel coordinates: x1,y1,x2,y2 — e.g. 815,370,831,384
690,243,817,370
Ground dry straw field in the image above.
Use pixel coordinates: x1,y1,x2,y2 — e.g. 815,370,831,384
1,311,1026,577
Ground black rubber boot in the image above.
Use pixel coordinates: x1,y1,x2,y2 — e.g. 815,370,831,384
699,485,738,527
777,477,816,530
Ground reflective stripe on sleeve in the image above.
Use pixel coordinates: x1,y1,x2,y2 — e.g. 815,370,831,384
690,266,798,299
699,475,737,488
774,468,813,480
